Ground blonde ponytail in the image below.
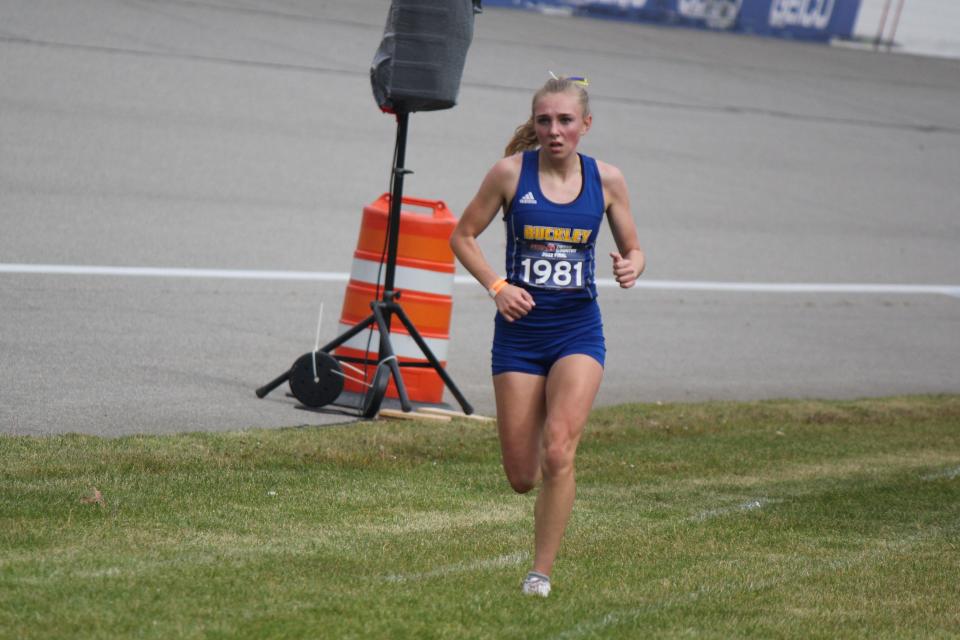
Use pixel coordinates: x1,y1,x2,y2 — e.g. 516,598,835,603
504,117,538,157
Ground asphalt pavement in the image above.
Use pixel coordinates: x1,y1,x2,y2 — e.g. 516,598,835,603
1,0,958,436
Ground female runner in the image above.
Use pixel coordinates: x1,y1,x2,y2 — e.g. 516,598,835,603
450,75,645,597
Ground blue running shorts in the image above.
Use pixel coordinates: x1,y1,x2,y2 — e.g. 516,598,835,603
491,296,605,376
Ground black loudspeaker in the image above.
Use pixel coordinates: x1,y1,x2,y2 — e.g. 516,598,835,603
371,0,481,113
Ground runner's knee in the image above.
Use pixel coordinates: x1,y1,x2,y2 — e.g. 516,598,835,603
541,438,575,479
506,470,537,494
502,460,539,493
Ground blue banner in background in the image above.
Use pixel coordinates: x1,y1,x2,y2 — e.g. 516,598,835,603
484,0,862,43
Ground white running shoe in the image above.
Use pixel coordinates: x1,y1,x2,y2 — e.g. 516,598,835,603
521,571,551,597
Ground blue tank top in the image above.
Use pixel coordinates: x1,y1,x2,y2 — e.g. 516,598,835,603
504,150,605,304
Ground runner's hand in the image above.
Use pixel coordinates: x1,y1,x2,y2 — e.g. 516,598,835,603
495,284,535,321
610,252,637,289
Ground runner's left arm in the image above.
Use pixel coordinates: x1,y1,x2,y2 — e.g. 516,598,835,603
599,162,645,289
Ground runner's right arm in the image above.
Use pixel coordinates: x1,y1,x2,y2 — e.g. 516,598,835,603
450,156,535,322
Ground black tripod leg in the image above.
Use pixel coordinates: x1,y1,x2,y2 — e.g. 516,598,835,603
318,314,377,353
255,369,291,398
372,305,413,412
255,315,378,399
393,306,475,415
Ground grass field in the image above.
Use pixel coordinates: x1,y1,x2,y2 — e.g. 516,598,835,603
2,396,959,639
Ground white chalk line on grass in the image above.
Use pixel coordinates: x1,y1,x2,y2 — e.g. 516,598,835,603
556,473,958,639
551,527,940,640
2,263,959,297
553,495,782,639
14,550,532,586
382,551,529,583
691,497,783,521
921,465,960,481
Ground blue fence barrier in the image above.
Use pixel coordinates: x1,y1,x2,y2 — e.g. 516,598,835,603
484,0,862,42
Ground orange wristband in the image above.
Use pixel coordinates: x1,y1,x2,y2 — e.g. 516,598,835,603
488,278,508,299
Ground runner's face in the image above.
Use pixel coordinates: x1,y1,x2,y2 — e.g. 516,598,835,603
533,91,591,159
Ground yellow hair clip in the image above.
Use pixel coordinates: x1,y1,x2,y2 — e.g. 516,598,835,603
548,71,589,87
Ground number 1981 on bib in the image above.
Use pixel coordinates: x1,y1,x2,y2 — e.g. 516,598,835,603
520,258,585,289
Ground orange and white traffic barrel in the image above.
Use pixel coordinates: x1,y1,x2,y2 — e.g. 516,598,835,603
334,194,456,403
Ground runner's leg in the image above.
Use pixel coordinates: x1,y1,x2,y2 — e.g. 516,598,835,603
532,354,603,576
493,371,547,493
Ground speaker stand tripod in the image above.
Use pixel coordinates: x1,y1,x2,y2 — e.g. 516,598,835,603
256,111,474,417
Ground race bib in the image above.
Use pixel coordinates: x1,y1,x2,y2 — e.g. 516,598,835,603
517,241,588,290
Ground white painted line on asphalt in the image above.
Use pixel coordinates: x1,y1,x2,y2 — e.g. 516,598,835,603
2,263,959,297
620,279,960,297
0,263,347,281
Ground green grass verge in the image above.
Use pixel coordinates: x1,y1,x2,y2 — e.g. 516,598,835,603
2,396,959,639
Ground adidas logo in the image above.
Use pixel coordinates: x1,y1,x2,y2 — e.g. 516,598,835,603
518,191,538,205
